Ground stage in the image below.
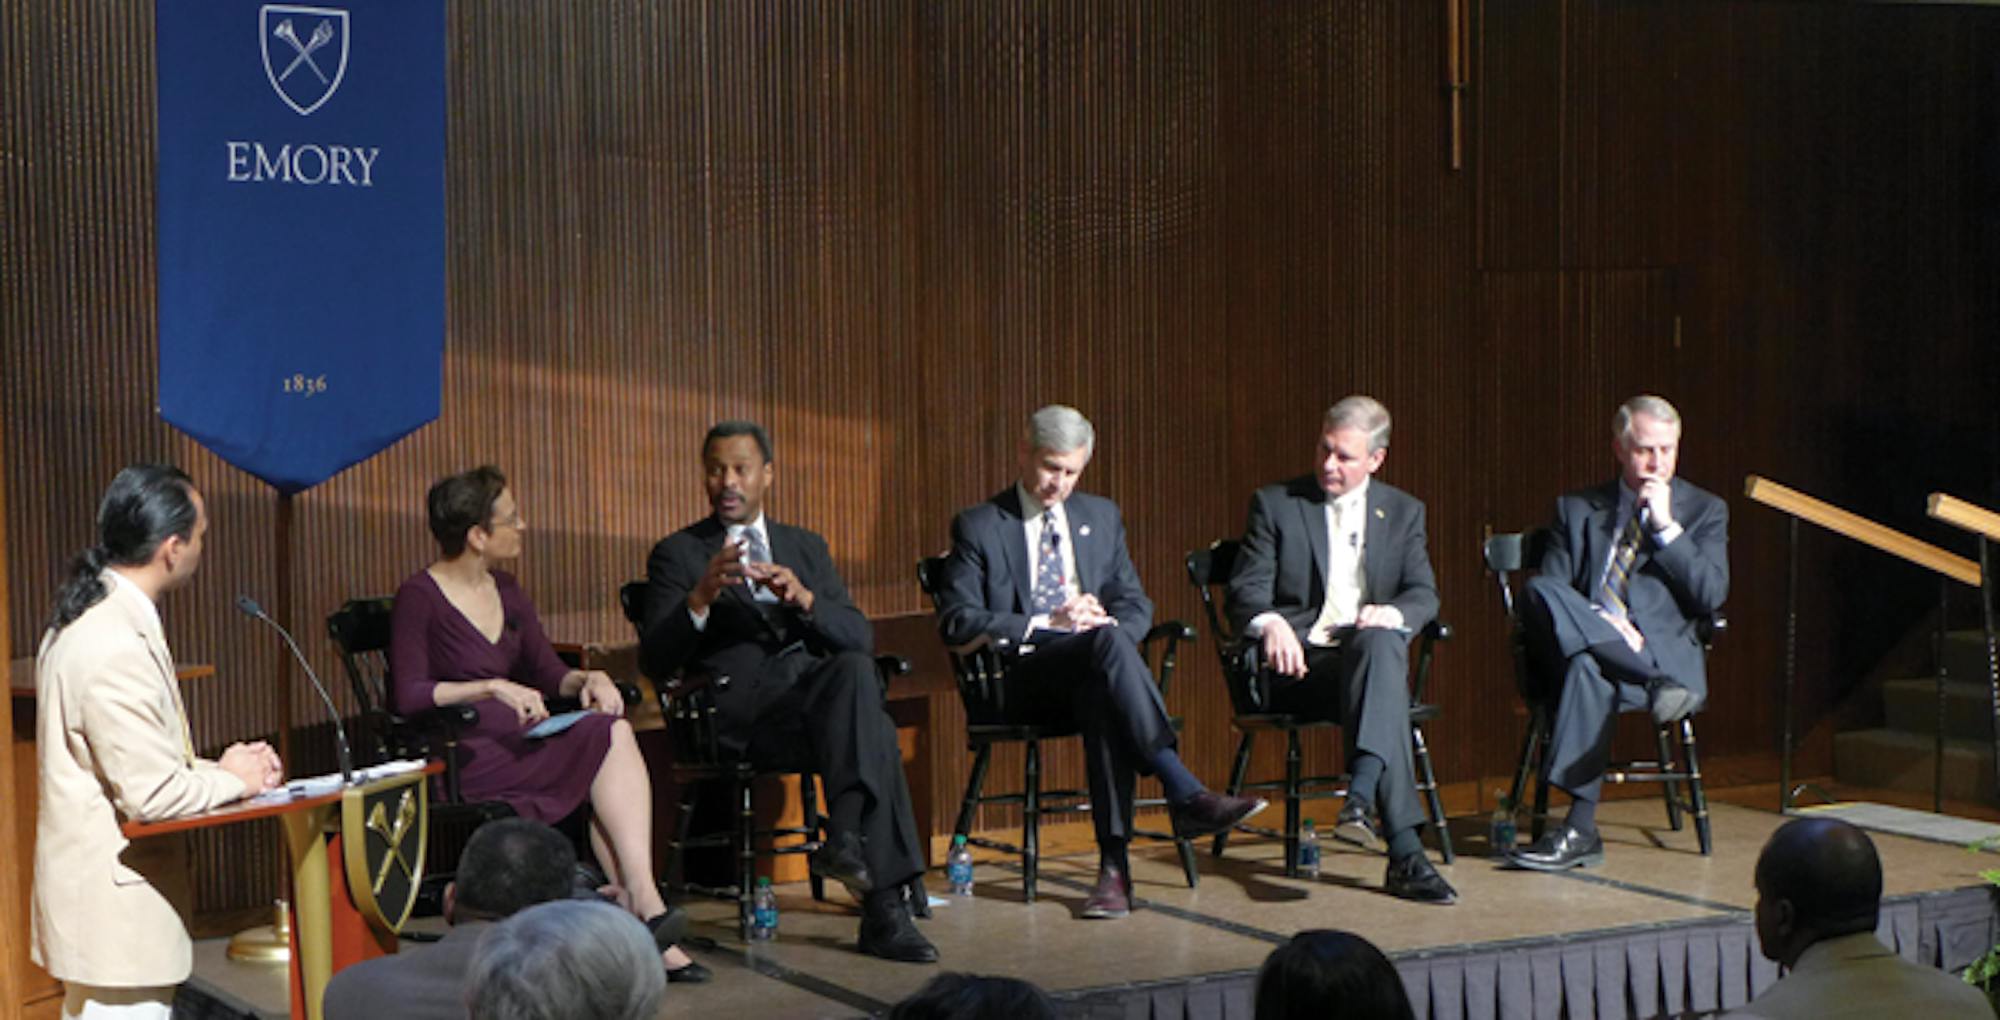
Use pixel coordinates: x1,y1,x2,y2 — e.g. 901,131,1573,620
185,798,2000,1019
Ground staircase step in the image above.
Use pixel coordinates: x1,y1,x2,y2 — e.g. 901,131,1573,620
1882,677,2000,741
1834,728,2000,803
1942,631,1998,687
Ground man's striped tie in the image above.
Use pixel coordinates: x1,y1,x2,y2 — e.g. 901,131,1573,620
1599,513,1643,619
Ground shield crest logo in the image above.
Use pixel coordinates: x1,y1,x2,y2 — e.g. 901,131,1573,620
340,777,428,935
260,4,350,116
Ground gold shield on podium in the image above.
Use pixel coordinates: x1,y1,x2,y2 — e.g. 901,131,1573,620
340,776,428,933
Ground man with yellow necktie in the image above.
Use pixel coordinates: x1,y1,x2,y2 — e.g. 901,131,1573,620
1508,395,1730,872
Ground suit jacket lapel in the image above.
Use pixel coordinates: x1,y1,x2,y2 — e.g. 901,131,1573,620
1297,484,1329,596
1585,483,1621,581
1362,485,1388,602
112,579,194,765
1068,499,1096,594
996,489,1033,613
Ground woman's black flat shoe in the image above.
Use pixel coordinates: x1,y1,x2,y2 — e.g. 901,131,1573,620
665,960,713,984
644,906,689,950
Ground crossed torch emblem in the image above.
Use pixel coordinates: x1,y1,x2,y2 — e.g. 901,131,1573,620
367,789,420,891
272,18,335,85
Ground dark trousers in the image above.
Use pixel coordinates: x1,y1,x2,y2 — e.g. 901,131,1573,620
744,649,925,888
1266,627,1425,839
998,627,1177,849
1520,575,1660,802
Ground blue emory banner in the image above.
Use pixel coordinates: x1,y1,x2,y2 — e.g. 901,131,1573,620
155,0,444,494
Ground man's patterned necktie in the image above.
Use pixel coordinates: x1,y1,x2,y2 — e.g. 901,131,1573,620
1031,511,1065,615
1599,513,1643,619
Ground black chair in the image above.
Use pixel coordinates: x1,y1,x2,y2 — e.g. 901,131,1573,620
1184,540,1455,876
327,597,514,892
914,556,1201,905
616,581,918,936
1484,530,1715,856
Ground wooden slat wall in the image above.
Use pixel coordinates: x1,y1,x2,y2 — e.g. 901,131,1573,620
5,0,1999,919
2,389,20,1019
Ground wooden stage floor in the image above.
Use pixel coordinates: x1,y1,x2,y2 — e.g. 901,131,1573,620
187,796,2000,1019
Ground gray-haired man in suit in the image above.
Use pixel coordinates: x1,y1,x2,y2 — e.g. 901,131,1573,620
1225,396,1456,904
1509,394,1729,871
937,405,1266,920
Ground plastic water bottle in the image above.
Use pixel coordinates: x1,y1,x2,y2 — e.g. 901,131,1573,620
1297,819,1321,878
749,877,778,941
947,834,975,895
1489,793,1518,856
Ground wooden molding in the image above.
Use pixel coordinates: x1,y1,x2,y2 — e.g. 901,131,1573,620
1745,476,1981,586
1,420,22,1020
1928,492,2000,546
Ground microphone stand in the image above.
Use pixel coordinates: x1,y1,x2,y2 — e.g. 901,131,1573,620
237,595,355,787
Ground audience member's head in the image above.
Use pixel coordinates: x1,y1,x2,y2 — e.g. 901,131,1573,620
887,973,1059,1020
465,899,665,1020
1753,817,1883,967
426,465,510,557
447,818,578,925
1254,929,1414,1020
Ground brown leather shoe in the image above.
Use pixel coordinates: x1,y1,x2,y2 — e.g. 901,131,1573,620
1080,864,1131,919
1169,791,1269,840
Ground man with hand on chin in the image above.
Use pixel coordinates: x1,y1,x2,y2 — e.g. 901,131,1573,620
639,421,935,963
1226,396,1454,905
1507,394,1728,872
937,405,1266,920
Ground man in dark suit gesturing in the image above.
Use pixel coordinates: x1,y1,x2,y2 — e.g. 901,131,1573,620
937,405,1265,919
1508,394,1728,871
1225,396,1456,905
639,420,935,963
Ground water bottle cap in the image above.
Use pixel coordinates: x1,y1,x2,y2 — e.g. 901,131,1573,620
952,834,966,845
756,876,772,886
1303,819,1315,831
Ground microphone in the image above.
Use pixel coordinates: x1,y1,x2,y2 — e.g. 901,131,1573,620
236,595,355,787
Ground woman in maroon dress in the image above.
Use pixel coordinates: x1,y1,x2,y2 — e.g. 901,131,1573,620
390,466,704,980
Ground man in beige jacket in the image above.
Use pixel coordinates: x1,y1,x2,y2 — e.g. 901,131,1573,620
33,465,282,1019
1728,817,1994,1019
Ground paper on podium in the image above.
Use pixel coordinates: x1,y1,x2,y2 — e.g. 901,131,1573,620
249,759,429,804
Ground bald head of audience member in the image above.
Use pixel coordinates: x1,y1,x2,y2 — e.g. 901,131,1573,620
887,973,1058,1020
1254,929,1415,1020
446,817,578,925
1753,817,1884,968
465,899,665,1020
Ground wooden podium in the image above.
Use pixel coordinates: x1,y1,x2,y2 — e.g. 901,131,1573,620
122,763,438,1020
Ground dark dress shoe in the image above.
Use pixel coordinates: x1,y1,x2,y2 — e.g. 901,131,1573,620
665,960,713,984
809,831,874,896
857,894,939,963
1333,799,1383,851
1507,824,1604,871
1080,864,1132,919
644,906,689,950
1384,853,1457,905
1170,791,1269,840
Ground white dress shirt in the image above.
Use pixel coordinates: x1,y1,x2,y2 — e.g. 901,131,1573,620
1248,479,1369,647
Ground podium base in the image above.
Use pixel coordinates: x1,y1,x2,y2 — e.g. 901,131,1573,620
227,901,292,964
